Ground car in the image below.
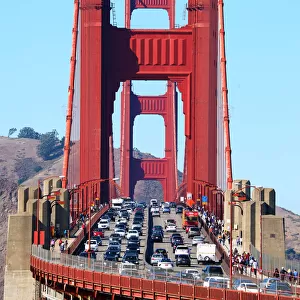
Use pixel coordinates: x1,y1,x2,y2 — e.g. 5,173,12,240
152,226,164,237
100,214,111,222
175,206,183,214
201,265,224,279
236,282,259,293
104,251,119,261
233,279,256,290
85,240,99,252
122,253,139,265
79,250,96,259
116,218,128,226
139,202,147,208
165,219,176,228
264,282,292,296
93,228,104,238
151,232,163,242
203,277,230,288
157,258,174,270
170,233,182,243
115,223,127,232
176,254,191,267
174,245,190,258
127,230,139,239
115,228,126,237
155,248,168,257
182,269,201,279
98,219,110,230
185,225,194,233
120,211,130,220
132,224,142,235
172,239,184,252
151,209,160,217
91,235,103,246
127,236,140,246
119,262,138,275
108,241,121,251
187,227,201,238
107,245,121,255
259,277,280,290
150,253,164,265
126,243,140,254
109,233,122,243
162,207,171,214
166,224,177,232
169,202,176,208
192,235,205,246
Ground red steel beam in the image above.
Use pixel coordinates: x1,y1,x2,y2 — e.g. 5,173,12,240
218,0,233,190
62,0,79,189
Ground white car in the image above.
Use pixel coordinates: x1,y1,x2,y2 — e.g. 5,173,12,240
85,240,99,252
98,219,110,230
175,245,190,258
150,253,164,265
127,230,139,239
115,228,126,237
119,262,137,275
166,224,177,232
192,235,205,246
157,259,174,270
116,218,128,226
203,277,230,288
236,282,259,293
183,269,201,279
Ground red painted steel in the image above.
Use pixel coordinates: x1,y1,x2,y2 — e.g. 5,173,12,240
218,0,233,190
120,1,178,202
31,257,297,300
62,0,79,189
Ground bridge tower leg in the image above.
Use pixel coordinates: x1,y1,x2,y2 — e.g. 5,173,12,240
185,0,219,203
79,0,116,203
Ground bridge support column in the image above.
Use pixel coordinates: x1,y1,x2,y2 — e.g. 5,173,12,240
186,0,218,201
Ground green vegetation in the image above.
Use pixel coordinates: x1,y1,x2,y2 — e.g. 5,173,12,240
37,129,64,161
18,127,40,139
8,128,17,137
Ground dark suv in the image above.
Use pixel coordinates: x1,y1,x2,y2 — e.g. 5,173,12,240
176,254,191,267
202,265,224,279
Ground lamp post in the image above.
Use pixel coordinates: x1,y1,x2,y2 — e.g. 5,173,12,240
233,183,263,276
76,177,120,264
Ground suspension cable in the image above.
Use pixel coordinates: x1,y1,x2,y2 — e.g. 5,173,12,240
218,0,233,190
62,0,80,188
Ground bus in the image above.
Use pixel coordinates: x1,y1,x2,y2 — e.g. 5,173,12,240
182,210,199,229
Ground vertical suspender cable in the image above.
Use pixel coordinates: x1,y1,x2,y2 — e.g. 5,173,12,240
62,0,80,188
218,0,233,190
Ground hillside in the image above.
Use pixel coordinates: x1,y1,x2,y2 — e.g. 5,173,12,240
0,136,299,297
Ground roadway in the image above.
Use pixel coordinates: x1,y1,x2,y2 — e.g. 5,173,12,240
150,206,208,273
93,209,148,270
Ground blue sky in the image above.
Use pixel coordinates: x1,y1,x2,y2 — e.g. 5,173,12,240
0,1,299,213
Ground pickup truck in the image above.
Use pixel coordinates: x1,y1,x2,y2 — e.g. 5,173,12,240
174,245,190,259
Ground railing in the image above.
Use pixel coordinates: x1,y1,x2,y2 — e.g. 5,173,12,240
67,205,109,254
31,245,300,299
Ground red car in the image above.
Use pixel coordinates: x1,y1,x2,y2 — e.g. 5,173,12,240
93,228,104,238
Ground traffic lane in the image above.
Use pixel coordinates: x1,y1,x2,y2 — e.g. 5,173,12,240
95,211,148,268
151,208,203,272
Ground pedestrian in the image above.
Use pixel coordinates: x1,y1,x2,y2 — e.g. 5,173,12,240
82,223,86,235
280,267,287,281
60,243,64,253
64,229,68,239
252,259,258,276
273,267,280,278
